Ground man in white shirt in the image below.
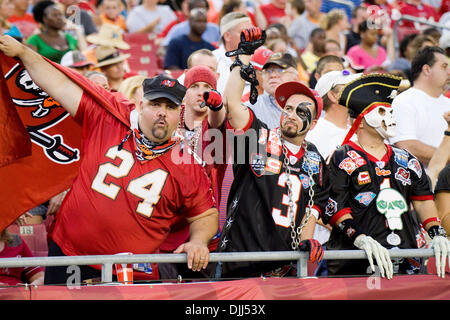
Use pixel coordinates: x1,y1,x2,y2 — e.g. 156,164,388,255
213,12,253,94
390,46,450,167
126,0,176,35
306,69,361,246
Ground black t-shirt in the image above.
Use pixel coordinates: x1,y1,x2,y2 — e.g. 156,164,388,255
324,142,433,276
217,110,330,277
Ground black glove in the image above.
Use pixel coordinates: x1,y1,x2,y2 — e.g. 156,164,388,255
299,239,324,263
225,27,266,57
201,89,223,111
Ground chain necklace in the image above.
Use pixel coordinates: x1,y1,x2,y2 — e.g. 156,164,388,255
279,129,316,250
179,108,204,166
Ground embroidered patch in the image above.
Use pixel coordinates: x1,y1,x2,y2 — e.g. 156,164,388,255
325,198,338,217
258,128,268,145
299,174,313,189
357,171,371,185
302,151,320,174
338,157,358,175
250,153,266,177
395,167,411,186
265,157,282,174
393,147,409,168
355,192,376,206
267,130,281,156
375,167,391,176
347,150,366,167
408,158,422,178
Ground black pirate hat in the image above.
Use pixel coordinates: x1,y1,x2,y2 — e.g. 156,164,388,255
338,73,402,145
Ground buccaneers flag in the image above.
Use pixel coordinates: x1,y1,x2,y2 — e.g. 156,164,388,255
0,53,129,232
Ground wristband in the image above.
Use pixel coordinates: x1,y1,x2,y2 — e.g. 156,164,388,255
445,130,450,136
337,219,363,242
208,103,223,112
422,217,441,228
427,225,447,239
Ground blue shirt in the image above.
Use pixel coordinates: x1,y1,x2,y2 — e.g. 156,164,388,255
163,34,216,69
161,21,220,47
247,92,282,130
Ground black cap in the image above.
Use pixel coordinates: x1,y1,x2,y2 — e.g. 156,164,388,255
263,52,297,70
143,74,186,106
338,73,402,119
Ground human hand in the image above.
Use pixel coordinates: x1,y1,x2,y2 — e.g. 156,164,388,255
15,212,32,226
46,191,67,216
0,35,27,58
298,239,324,263
430,235,450,278
174,240,210,272
202,90,223,111
354,235,393,279
226,27,266,57
443,111,450,130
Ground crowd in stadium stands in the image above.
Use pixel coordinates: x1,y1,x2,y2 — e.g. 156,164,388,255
0,0,449,285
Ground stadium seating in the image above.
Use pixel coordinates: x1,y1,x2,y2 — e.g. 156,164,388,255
7,223,48,257
122,33,162,77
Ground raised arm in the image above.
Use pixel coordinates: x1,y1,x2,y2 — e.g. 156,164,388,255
0,35,83,117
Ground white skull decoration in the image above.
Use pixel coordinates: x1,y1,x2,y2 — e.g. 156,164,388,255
376,188,408,230
364,105,396,139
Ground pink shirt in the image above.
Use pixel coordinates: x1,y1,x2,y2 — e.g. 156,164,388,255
347,45,387,69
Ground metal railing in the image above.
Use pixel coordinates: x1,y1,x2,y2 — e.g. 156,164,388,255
0,248,443,283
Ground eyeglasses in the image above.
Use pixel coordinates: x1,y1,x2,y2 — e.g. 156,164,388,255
262,67,296,76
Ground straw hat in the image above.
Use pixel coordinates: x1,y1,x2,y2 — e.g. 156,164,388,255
95,46,130,68
86,24,130,50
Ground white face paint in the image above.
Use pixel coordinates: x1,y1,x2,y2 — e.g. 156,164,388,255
364,105,396,139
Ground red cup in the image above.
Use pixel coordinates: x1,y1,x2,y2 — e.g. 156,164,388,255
114,253,133,285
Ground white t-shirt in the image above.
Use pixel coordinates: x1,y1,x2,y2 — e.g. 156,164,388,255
389,87,450,149
126,5,176,35
306,117,352,160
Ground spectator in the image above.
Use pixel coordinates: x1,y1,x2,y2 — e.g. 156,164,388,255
345,5,368,53
0,35,219,284
94,45,130,91
306,69,360,249
422,27,441,44
214,0,260,28
159,65,226,279
117,74,146,105
213,11,253,93
308,40,344,88
177,48,218,85
26,1,81,63
126,0,177,35
410,34,437,58
320,8,349,56
387,33,418,82
163,7,216,70
265,23,298,58
287,0,324,51
259,0,288,26
301,27,326,73
427,111,450,189
60,50,94,75
435,165,450,234
346,20,390,70
398,0,440,30
280,0,305,31
217,28,329,278
324,73,449,278
440,31,450,59
85,70,110,90
59,0,98,36
99,0,127,32
159,0,220,49
0,228,45,286
7,0,38,39
0,0,22,41
248,52,300,129
390,46,450,167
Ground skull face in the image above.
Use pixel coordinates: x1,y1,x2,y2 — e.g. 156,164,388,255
376,188,407,230
364,105,396,139
17,70,47,96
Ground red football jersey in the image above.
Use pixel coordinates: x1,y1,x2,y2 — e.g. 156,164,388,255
51,91,216,257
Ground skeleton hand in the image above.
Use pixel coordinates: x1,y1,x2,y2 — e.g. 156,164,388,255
430,235,450,278
354,235,393,279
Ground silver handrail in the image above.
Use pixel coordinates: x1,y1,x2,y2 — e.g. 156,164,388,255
0,248,442,282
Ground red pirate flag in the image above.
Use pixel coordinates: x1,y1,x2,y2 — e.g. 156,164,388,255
0,53,131,232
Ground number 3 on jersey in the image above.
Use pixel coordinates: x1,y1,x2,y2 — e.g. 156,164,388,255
272,173,301,228
91,146,168,218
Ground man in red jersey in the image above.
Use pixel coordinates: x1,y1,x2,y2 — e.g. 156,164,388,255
0,35,219,285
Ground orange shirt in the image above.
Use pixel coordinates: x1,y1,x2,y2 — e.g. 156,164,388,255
100,13,127,32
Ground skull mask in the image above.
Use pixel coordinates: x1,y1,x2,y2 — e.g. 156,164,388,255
364,105,396,139
376,188,408,230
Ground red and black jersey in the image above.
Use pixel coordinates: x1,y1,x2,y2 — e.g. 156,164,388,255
217,110,330,277
324,141,433,275
51,91,215,258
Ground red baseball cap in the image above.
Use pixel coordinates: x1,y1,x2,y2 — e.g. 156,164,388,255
250,47,274,71
275,81,323,120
